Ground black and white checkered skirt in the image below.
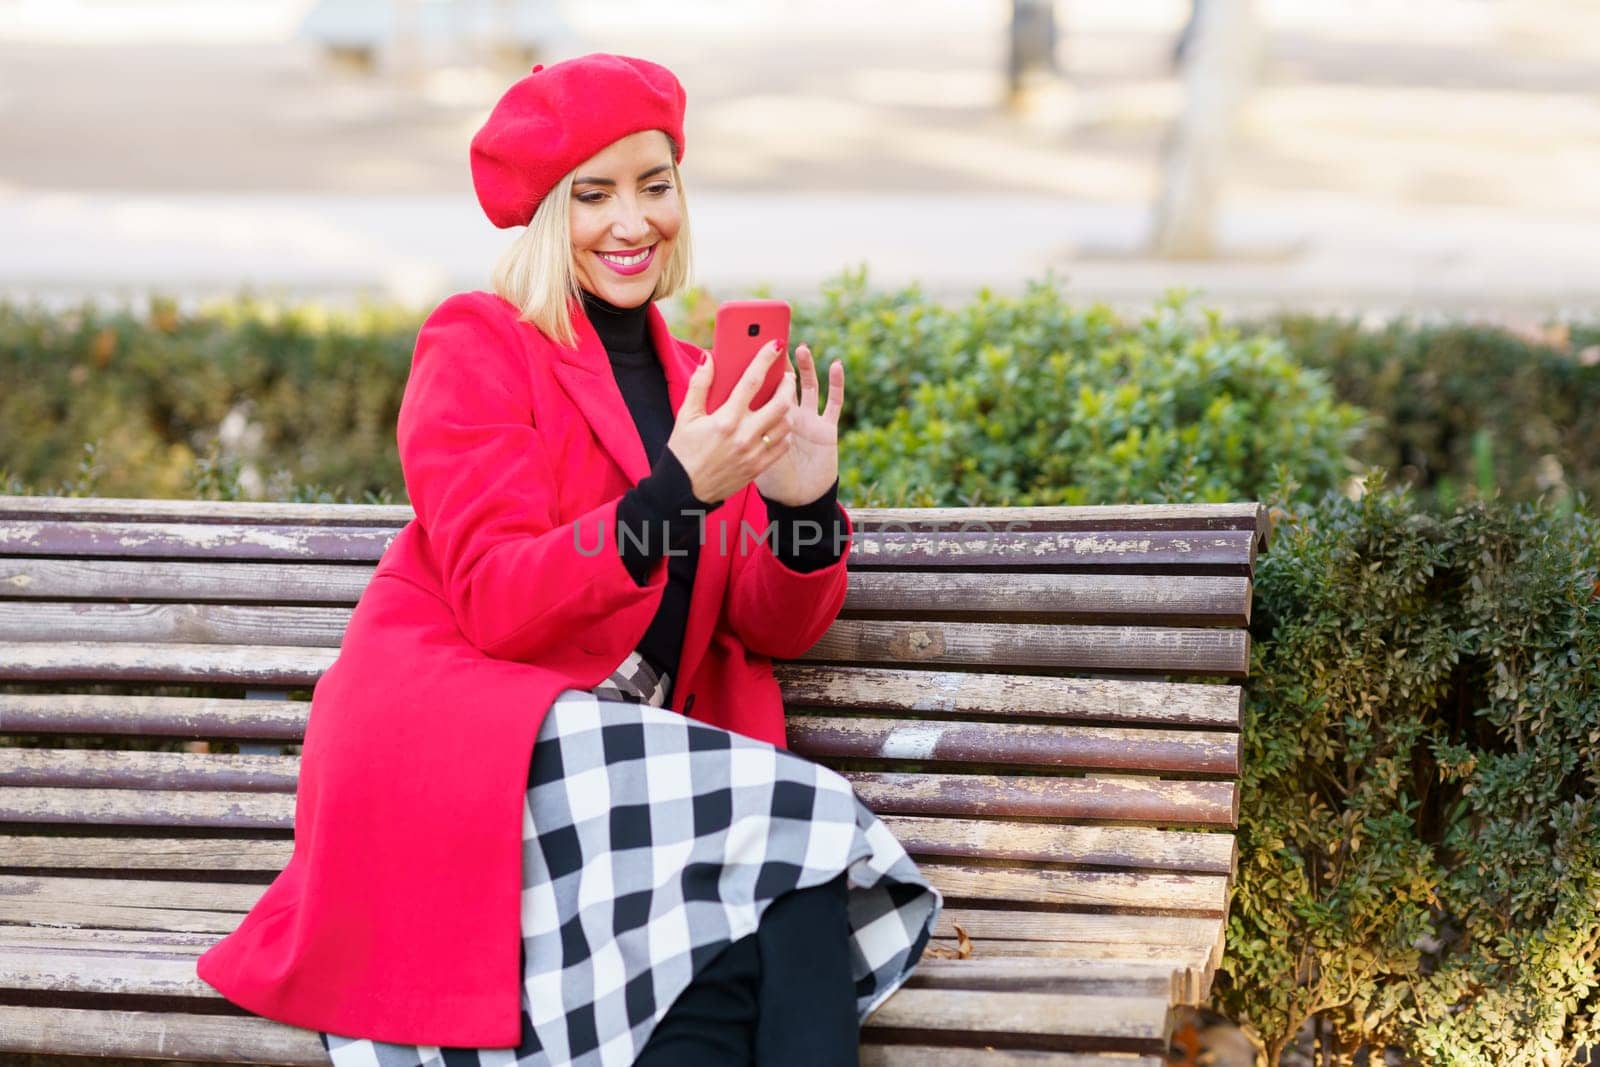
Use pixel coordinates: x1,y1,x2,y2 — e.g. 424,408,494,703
321,652,940,1066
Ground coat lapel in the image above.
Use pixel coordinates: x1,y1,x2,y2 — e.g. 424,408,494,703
552,306,651,485
553,298,733,704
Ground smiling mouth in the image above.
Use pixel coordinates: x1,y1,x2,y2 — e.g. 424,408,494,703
597,246,654,268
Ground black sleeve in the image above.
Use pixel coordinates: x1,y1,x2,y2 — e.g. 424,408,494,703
759,480,847,574
615,448,718,587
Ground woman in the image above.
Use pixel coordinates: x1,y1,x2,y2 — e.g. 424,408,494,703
196,53,938,1067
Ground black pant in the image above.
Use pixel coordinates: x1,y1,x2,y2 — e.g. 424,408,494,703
633,873,859,1066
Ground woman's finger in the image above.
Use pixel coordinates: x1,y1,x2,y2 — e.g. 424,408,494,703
745,417,793,476
749,371,796,438
796,344,820,413
726,340,783,414
821,358,845,425
681,352,713,418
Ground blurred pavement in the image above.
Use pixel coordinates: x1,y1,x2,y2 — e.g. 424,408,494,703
2,0,1598,314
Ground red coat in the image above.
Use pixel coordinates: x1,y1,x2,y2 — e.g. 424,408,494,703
196,291,852,1047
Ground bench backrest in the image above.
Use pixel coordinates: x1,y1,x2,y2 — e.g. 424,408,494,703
0,495,1262,1001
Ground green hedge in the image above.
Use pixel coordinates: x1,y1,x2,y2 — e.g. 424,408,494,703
0,297,416,502
1,279,1365,508
7,281,1597,511
1224,481,1600,1065
1269,316,1600,510
789,273,1363,506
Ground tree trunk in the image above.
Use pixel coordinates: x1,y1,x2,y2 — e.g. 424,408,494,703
1152,0,1260,258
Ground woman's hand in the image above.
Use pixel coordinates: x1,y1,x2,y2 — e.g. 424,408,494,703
753,343,845,507
667,341,797,504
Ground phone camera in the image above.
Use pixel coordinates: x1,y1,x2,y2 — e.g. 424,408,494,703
747,323,760,337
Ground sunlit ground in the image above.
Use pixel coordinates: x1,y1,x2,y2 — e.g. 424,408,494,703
2,0,1597,310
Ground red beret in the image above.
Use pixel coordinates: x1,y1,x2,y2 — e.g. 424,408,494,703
470,53,687,229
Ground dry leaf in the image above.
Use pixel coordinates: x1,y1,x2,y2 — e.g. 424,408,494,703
922,923,974,959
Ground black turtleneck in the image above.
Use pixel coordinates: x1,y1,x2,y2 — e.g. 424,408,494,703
588,290,848,692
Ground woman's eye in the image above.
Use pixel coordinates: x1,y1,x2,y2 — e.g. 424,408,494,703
645,183,672,196
576,191,607,204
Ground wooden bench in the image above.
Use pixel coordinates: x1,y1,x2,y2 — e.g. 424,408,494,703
0,495,1264,1065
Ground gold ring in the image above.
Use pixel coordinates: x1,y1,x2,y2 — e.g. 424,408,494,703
761,434,772,447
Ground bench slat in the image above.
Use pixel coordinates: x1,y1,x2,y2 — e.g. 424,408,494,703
789,717,1238,775
0,694,309,739
0,918,1215,965
849,528,1255,570
935,910,1221,949
778,666,1240,727
0,819,1231,876
0,521,398,562
3,727,1236,787
803,620,1249,676
1,559,1249,627
0,929,1189,997
0,876,263,911
0,729,1235,792
0,497,413,526
0,750,299,792
0,579,1248,646
0,912,1217,957
907,957,1180,994
0,787,295,828
0,520,1254,570
878,817,1234,874
0,673,1242,738
0,496,1265,534
865,988,1170,1048
0,1007,1169,1067
0,836,296,871
0,864,1224,918
0,1005,327,1066
855,503,1265,539
1,772,1234,830
0,944,222,998
0,625,1247,684
0,944,1180,999
848,773,1238,827
0,950,1169,1052
929,938,1209,968
863,1048,1165,1066
847,571,1250,625
0,557,375,604
0,920,1215,985
0,928,221,952
0,981,1168,1061
921,864,1228,912
0,642,336,686
0,899,243,934
0,603,350,648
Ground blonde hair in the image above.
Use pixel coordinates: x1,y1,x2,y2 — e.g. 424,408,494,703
492,143,694,348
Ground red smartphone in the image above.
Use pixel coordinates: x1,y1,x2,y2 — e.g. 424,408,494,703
706,299,791,415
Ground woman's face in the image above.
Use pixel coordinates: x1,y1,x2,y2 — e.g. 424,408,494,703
569,130,682,309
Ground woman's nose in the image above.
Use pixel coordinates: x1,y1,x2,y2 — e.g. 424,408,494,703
610,200,650,242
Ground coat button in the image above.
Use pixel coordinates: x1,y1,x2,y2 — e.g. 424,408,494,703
683,694,696,715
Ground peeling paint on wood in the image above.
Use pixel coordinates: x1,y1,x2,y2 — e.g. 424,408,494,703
0,522,398,562
776,665,1242,727
845,773,1238,827
788,717,1239,775
0,557,374,603
801,620,1250,677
